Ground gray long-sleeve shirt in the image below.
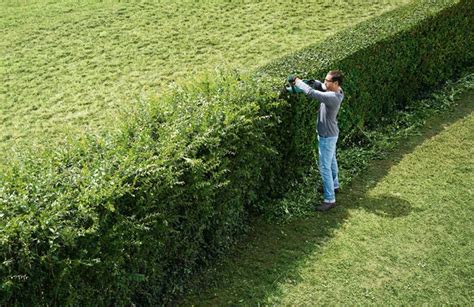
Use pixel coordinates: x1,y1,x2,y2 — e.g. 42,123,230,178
295,79,344,137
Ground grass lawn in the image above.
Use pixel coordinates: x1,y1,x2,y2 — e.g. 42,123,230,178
0,0,411,154
177,88,474,305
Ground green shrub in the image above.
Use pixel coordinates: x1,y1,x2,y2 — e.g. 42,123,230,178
1,72,287,305
1,0,472,304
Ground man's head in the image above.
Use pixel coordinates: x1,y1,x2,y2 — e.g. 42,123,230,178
324,70,344,92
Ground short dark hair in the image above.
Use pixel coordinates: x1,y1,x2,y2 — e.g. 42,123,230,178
329,70,344,85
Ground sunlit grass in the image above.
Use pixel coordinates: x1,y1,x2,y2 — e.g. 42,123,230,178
0,0,412,155
270,91,474,305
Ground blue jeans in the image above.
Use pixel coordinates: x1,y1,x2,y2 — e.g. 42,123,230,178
318,135,339,203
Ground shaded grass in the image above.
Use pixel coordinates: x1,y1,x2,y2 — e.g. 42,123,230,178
177,88,473,305
0,0,411,155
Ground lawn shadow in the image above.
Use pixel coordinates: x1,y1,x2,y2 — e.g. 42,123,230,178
355,195,419,218
175,90,474,306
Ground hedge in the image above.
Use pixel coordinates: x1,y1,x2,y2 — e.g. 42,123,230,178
1,0,472,304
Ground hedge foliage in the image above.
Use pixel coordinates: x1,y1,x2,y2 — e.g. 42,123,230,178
1,0,472,304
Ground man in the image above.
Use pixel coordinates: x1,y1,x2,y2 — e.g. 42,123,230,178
291,71,344,211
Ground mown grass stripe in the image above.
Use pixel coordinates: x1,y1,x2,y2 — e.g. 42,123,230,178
0,0,411,154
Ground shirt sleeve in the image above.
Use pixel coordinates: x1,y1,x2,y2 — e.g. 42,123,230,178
295,79,339,108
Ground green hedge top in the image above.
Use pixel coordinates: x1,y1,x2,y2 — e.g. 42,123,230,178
261,0,468,78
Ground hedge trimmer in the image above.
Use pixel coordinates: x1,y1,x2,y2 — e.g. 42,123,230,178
285,75,327,94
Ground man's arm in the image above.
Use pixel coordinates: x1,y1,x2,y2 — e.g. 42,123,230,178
295,79,339,107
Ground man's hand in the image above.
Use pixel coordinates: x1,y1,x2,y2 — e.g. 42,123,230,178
288,75,299,85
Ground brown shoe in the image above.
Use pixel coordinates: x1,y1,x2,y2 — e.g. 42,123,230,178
316,202,337,212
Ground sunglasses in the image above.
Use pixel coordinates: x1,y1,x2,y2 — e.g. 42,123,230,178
324,78,334,83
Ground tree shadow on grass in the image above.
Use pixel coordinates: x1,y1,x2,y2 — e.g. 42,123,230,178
176,90,473,305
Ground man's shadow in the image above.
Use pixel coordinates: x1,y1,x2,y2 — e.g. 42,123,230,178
176,90,473,305
358,195,415,218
